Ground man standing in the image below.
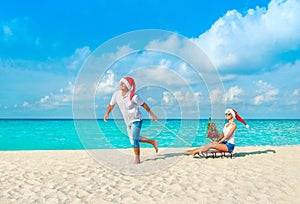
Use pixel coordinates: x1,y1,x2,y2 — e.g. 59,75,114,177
104,77,158,164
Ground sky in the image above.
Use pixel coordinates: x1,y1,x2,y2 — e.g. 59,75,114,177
1,0,300,119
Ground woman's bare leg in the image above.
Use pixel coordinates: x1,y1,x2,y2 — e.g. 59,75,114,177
212,143,228,152
188,143,215,155
185,142,228,156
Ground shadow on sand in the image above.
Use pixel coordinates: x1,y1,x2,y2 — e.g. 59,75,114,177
143,152,184,162
232,149,276,158
143,149,277,161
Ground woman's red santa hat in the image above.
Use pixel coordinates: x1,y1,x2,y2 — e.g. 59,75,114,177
225,108,249,129
120,77,136,100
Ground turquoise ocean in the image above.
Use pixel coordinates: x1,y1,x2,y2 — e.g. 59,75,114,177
0,119,299,150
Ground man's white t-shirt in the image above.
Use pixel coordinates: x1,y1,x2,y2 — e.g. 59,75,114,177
110,90,144,126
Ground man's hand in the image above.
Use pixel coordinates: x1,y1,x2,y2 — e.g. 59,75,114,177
104,113,109,122
142,103,158,121
104,104,114,122
151,113,158,121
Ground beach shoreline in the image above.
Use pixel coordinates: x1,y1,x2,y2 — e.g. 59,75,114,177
1,146,300,203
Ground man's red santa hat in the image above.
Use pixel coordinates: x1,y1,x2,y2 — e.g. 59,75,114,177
120,77,136,100
225,108,249,128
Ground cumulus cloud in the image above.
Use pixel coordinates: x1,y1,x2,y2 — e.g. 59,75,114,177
159,58,172,67
146,34,182,52
253,80,279,105
22,101,30,107
37,82,74,109
67,46,91,70
173,91,185,102
161,90,201,118
3,25,13,37
102,45,134,64
225,86,244,104
287,88,300,105
97,70,117,94
1,19,17,41
39,95,49,103
192,0,300,74
293,89,300,96
161,89,199,110
132,58,202,87
162,90,187,105
210,88,224,104
162,91,174,105
1,18,39,46
133,66,187,87
210,86,244,104
147,97,156,104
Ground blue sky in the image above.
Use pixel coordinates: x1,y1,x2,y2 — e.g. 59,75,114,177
1,0,300,119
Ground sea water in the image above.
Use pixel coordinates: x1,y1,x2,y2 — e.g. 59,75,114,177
0,119,299,150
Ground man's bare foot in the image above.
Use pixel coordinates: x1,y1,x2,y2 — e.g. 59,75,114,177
153,140,158,153
134,156,140,164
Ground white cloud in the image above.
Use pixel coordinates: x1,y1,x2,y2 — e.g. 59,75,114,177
293,89,300,96
220,74,237,82
173,91,185,101
103,45,134,63
134,66,187,87
37,82,75,109
210,86,243,105
159,58,172,67
22,101,30,107
162,91,173,105
160,89,201,118
210,88,224,104
162,90,188,105
225,85,243,104
3,25,13,37
192,0,300,73
97,70,117,94
1,18,38,45
287,88,300,105
147,97,156,104
131,58,202,87
253,80,279,105
161,89,198,109
67,46,91,70
146,34,181,52
178,62,188,73
194,91,204,102
40,95,49,103
2,19,18,41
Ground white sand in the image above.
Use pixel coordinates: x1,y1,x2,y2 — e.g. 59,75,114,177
0,146,299,203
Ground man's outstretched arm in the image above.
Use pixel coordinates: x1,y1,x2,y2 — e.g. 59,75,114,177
141,103,157,121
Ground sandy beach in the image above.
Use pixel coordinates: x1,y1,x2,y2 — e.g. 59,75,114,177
0,146,299,203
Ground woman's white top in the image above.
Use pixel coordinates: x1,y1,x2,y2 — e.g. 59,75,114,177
223,123,235,144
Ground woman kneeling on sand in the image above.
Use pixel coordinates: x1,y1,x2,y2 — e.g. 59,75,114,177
185,109,249,157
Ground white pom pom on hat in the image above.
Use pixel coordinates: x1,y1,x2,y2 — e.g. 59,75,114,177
225,108,249,128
